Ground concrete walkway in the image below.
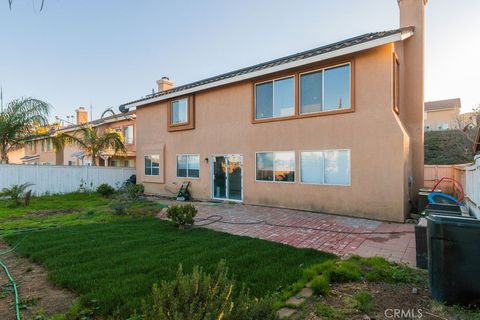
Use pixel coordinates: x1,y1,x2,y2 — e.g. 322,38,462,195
160,201,416,266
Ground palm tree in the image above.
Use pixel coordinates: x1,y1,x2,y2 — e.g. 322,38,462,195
54,125,126,166
0,98,51,164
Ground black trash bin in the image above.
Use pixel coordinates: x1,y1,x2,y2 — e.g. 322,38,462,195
427,213,480,305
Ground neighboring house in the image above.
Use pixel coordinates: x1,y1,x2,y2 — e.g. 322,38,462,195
119,0,426,222
424,98,461,131
12,107,137,167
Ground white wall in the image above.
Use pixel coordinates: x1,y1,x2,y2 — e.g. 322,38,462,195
456,155,480,219
0,164,136,195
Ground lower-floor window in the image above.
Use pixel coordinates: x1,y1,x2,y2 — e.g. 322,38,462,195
256,151,295,182
144,155,160,176
177,154,200,178
300,149,350,185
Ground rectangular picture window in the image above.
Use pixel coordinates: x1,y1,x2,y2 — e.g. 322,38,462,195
144,154,160,176
171,98,189,124
255,77,294,120
256,151,295,182
177,154,200,178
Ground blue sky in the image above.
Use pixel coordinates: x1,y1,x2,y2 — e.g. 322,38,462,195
1,0,479,121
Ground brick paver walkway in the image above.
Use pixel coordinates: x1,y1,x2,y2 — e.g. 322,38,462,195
160,201,416,266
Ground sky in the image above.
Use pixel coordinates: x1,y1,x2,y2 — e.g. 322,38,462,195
1,0,479,121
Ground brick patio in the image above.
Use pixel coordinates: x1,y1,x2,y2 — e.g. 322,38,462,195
160,201,416,266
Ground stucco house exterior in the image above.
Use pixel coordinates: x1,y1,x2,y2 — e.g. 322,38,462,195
12,108,137,167
119,0,426,222
424,98,461,131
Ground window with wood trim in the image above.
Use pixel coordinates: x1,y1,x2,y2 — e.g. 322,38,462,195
393,55,400,115
144,154,160,176
252,60,354,123
167,96,195,131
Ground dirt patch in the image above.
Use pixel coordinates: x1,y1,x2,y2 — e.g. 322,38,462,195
299,280,478,320
0,241,76,320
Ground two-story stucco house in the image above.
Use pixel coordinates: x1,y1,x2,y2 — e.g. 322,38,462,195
14,107,137,167
424,98,461,131
119,0,426,222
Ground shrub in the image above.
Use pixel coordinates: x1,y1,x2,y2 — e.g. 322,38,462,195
109,198,128,215
141,261,276,320
166,204,197,228
316,302,345,319
124,183,144,201
0,182,34,207
96,184,115,198
310,275,330,296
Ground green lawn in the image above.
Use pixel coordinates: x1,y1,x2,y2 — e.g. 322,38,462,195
6,218,334,316
0,193,163,234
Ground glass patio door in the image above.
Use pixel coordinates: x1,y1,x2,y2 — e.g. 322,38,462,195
212,155,243,201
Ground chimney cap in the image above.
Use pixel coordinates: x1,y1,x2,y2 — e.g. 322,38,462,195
161,76,170,81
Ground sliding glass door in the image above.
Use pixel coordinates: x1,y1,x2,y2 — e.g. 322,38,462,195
212,155,243,201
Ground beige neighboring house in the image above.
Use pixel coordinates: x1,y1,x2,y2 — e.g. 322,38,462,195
424,98,461,131
12,107,137,167
118,0,427,223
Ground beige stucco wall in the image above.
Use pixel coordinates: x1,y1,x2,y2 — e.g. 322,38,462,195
424,109,460,131
136,45,411,222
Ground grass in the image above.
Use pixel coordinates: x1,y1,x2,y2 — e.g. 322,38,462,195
0,192,165,234
315,303,346,319
6,218,334,316
351,291,373,313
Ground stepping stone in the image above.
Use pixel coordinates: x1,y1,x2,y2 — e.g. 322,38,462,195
299,287,313,298
286,296,305,307
277,307,296,319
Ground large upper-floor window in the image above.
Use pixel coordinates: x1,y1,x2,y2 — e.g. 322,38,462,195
256,151,295,182
177,154,200,178
124,125,134,144
300,149,350,186
255,76,295,120
300,63,351,114
144,154,160,176
171,98,189,125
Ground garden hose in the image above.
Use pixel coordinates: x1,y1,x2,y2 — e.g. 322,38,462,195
0,258,21,320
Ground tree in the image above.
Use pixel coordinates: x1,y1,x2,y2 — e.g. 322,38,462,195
0,98,51,164
8,0,44,11
53,125,126,166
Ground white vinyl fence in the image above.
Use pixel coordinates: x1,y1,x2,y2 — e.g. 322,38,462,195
454,155,480,219
0,164,136,195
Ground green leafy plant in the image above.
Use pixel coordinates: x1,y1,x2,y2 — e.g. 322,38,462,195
316,302,345,319
96,184,115,198
122,183,144,201
310,275,330,296
166,204,197,229
141,261,276,320
0,182,34,207
109,198,129,215
352,290,373,313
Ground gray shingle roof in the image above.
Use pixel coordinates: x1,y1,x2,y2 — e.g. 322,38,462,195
425,98,461,112
122,27,413,108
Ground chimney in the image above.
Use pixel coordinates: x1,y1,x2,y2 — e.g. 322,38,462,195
397,0,427,194
75,107,88,125
156,76,174,92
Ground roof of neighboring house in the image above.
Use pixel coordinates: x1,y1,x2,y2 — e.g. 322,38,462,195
20,154,40,162
60,110,136,133
425,98,462,112
120,27,414,110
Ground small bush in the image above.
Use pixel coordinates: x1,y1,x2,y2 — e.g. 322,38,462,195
310,275,330,296
109,198,128,215
0,182,34,207
124,183,144,200
352,290,373,313
141,261,276,320
96,184,115,198
166,204,197,228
